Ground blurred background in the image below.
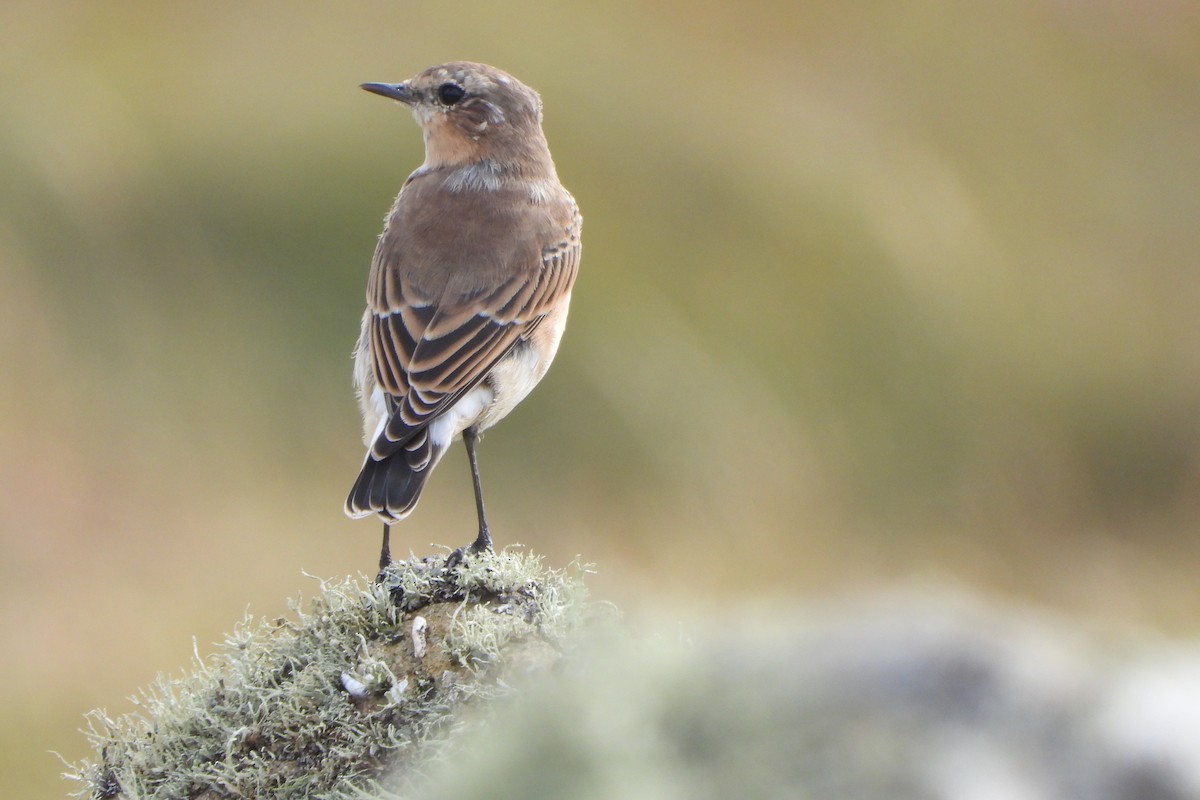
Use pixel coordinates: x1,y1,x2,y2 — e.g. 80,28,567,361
2,1,1199,795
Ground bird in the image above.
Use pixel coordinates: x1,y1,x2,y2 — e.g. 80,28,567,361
345,62,581,571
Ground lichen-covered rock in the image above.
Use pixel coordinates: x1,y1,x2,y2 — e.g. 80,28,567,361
66,549,597,800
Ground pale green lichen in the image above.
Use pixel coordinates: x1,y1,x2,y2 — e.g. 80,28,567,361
64,549,597,800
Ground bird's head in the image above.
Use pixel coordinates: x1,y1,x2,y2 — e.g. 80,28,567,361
362,62,549,171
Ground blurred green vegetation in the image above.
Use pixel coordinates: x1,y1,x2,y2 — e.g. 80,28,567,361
2,1,1199,796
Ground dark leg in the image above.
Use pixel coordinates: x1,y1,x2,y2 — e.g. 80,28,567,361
377,395,400,580
462,426,492,553
378,522,392,572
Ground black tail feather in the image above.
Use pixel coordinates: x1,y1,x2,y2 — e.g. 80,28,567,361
346,430,444,522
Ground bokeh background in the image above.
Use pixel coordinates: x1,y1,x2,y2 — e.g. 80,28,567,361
2,1,1199,795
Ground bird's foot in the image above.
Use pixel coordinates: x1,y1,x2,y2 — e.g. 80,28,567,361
445,527,493,569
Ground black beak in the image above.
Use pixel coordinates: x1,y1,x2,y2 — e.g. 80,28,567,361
360,82,414,104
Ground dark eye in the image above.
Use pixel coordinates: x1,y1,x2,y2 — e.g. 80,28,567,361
437,83,466,105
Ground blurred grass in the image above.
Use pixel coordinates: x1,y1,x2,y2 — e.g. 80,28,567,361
1,1,1199,796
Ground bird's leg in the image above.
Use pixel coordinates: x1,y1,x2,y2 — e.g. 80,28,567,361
377,522,392,576
463,426,492,554
372,393,400,583
446,428,492,569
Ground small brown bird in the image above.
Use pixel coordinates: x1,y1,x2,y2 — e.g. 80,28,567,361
346,62,581,569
